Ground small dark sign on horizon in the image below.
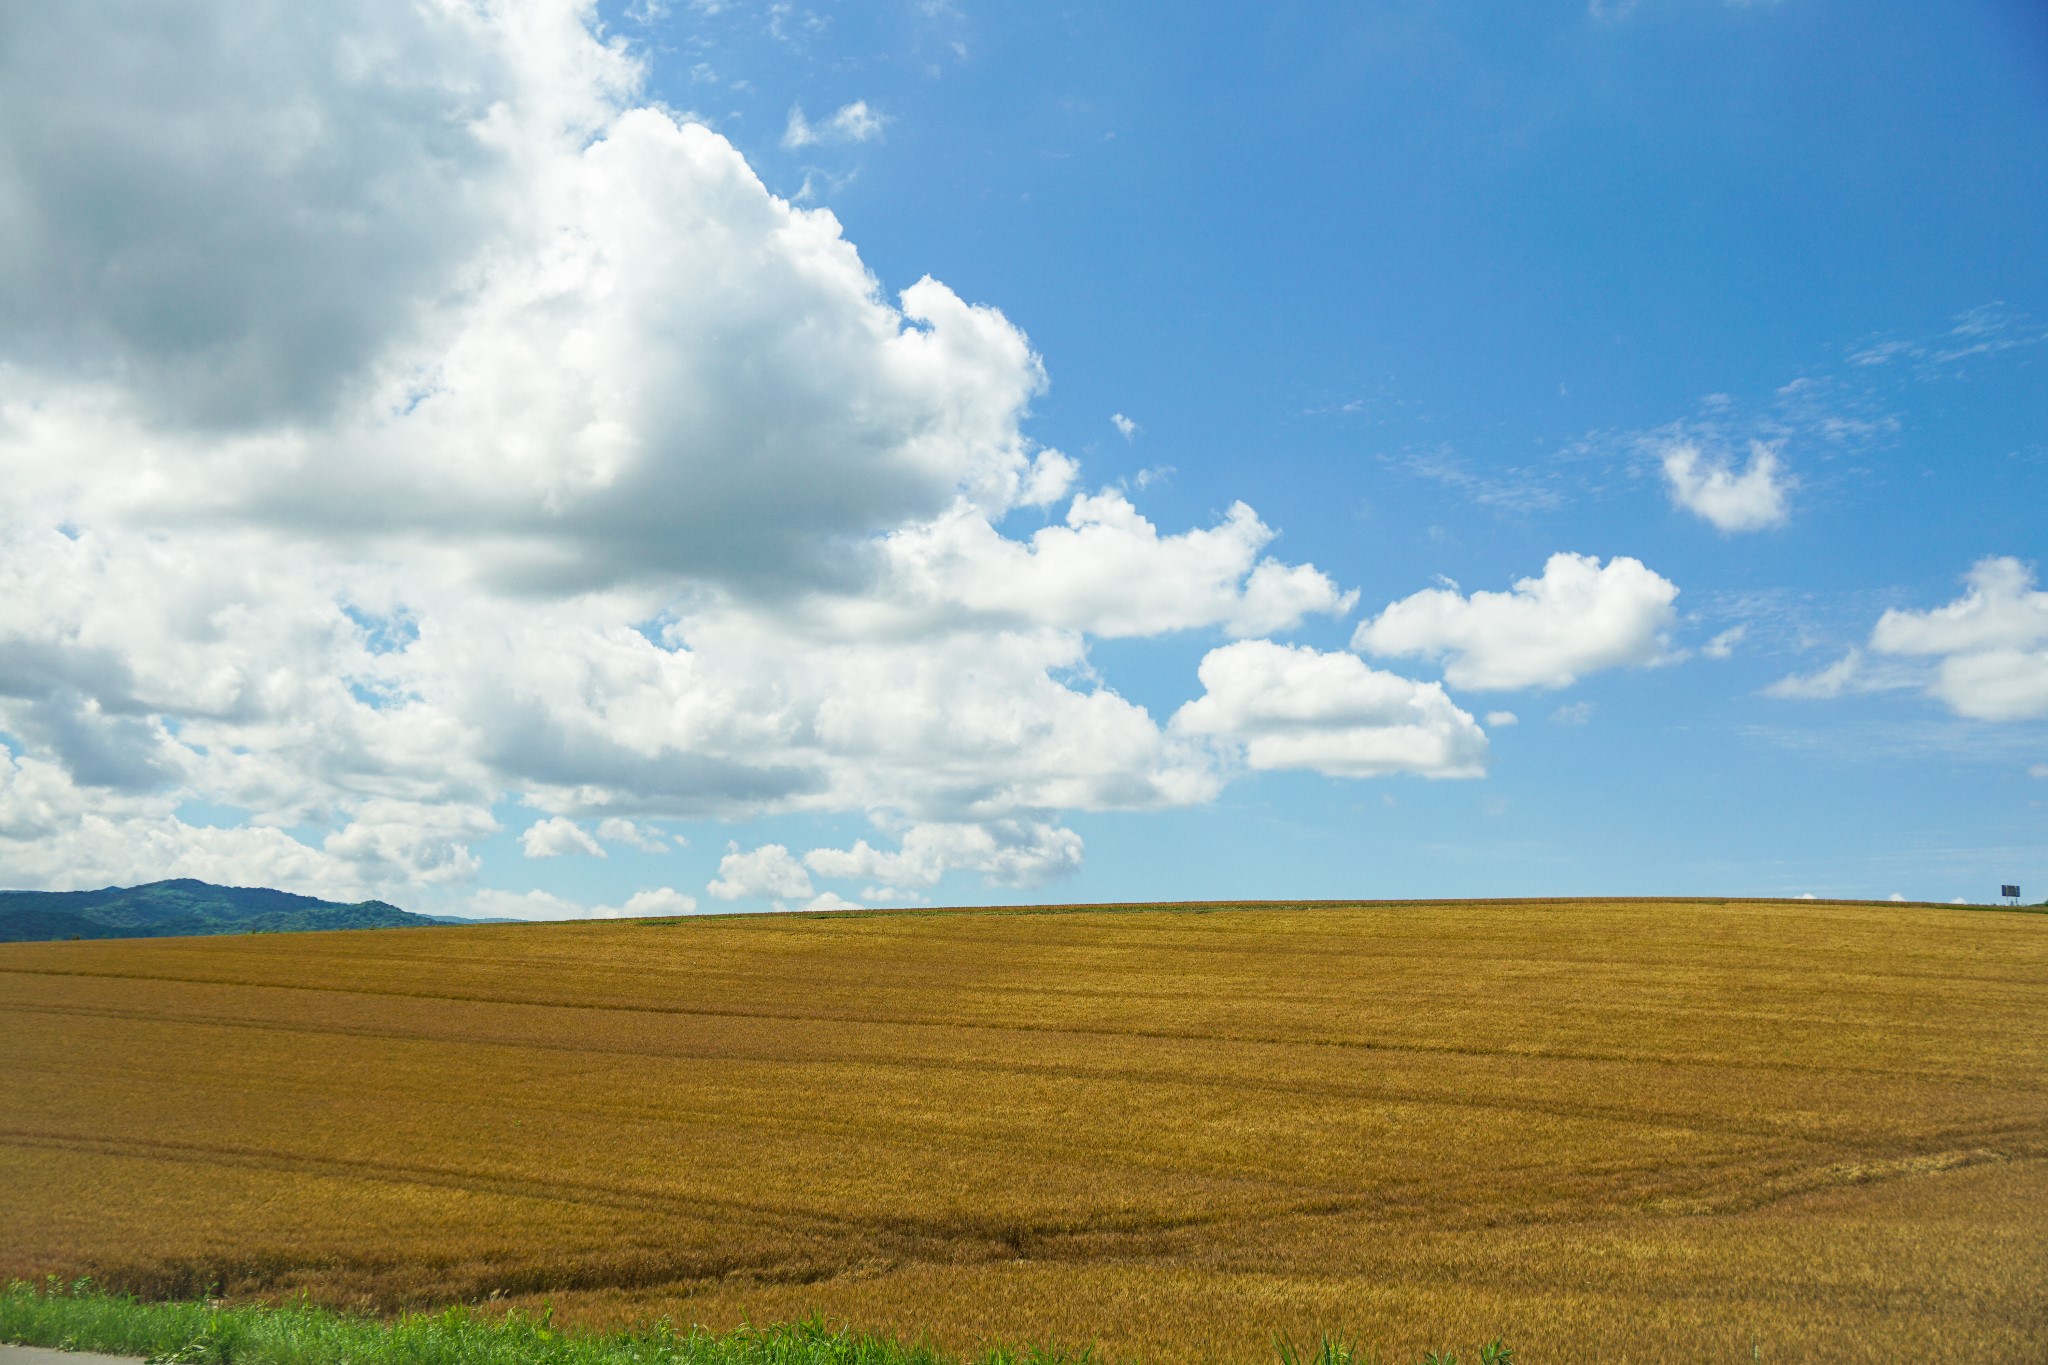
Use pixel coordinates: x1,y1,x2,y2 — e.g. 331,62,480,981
2002,884,2021,900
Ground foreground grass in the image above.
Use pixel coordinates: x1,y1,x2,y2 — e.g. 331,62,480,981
0,1283,1088,1365
0,1285,1512,1365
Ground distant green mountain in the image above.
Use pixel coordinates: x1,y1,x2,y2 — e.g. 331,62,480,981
0,879,479,943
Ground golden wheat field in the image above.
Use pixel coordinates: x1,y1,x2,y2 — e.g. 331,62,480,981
1,898,2045,1363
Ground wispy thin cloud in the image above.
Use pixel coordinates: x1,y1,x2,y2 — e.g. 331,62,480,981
783,100,886,149
1847,303,2048,372
1382,446,1568,514
1702,624,1747,659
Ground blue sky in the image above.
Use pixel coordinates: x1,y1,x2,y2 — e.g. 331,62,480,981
0,0,2042,912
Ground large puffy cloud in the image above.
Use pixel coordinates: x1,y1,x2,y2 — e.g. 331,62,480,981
519,816,604,858
707,843,814,903
436,597,1219,822
1352,554,1679,690
1765,557,2048,721
862,493,1354,639
1870,557,2048,720
0,510,1224,896
0,0,1446,905
0,747,492,896
1171,642,1488,779
0,0,631,429
6,107,1076,595
347,113,1075,591
1870,557,2048,654
0,521,493,822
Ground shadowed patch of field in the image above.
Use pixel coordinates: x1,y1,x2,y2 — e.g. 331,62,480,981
1,898,2043,1362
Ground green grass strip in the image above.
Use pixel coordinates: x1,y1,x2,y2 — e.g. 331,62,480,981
0,1282,1092,1365
2,1282,1515,1365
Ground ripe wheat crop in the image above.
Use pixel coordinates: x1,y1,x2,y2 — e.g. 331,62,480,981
2,898,2043,1362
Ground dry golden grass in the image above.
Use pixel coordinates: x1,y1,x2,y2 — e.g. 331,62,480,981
2,897,2044,1363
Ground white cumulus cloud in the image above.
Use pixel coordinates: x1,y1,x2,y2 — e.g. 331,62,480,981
707,842,814,902
865,493,1355,640
519,816,605,858
805,819,1084,891
1352,553,1680,690
1661,441,1790,532
1170,641,1487,779
1770,559,2048,722
1869,557,2048,720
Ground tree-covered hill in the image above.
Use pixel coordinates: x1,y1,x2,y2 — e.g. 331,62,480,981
0,878,474,942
